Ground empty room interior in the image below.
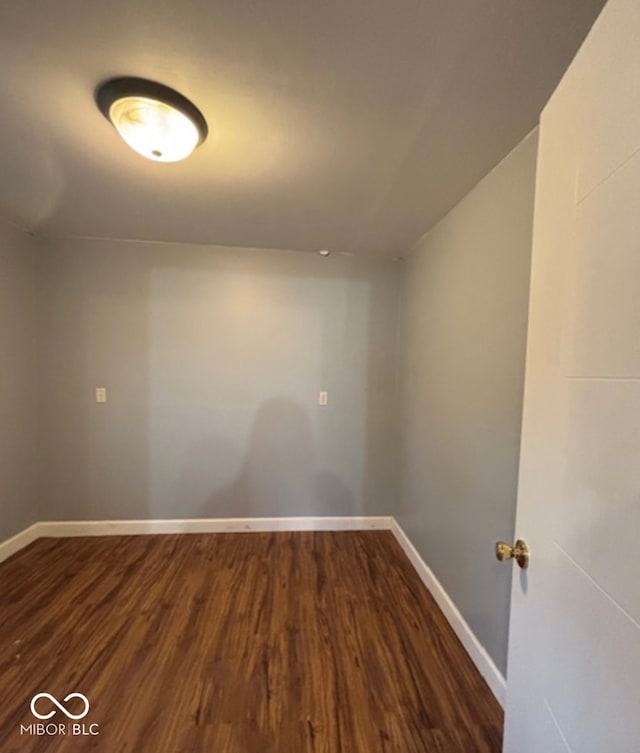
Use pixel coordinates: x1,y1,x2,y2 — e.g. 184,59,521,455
2,0,639,751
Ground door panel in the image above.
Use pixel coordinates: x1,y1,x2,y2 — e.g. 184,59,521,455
560,381,640,619
543,547,640,753
573,2,640,201
503,1,640,751
510,695,575,753
571,156,640,376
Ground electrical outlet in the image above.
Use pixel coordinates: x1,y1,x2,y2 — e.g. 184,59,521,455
95,387,107,403
318,390,328,406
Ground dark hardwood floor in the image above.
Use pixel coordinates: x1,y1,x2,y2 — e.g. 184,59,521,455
0,531,503,752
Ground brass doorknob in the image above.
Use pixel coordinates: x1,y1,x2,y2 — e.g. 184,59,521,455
495,539,530,569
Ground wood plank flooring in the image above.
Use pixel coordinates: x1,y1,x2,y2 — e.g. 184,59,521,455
0,531,503,752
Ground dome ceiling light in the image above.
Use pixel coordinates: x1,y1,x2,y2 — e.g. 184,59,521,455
96,77,208,163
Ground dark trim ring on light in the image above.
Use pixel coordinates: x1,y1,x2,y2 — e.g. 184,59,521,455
96,77,208,162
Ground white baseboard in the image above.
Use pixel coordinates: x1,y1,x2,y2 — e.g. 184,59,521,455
0,523,41,564
390,519,506,707
36,516,394,537
1,515,505,707
0,517,391,559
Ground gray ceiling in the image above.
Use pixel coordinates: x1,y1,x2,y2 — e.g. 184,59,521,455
0,0,605,256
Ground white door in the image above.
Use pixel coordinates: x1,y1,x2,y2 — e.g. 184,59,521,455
503,1,640,751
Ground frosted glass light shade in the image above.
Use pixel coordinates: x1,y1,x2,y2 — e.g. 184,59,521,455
109,96,200,162
97,78,207,163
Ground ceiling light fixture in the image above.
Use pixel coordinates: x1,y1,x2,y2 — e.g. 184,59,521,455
96,77,208,163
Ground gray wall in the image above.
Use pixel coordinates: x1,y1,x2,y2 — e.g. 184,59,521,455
0,219,38,540
398,130,538,676
39,238,402,521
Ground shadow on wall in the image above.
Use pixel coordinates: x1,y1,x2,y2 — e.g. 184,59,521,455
141,246,401,521
183,398,358,518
